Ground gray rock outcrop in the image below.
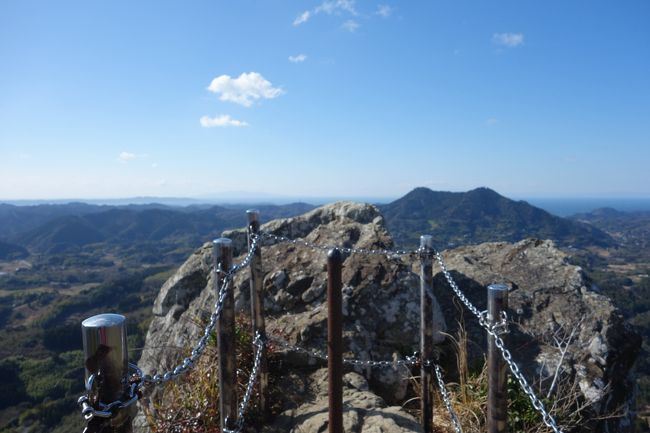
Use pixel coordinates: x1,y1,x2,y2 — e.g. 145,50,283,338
137,202,640,433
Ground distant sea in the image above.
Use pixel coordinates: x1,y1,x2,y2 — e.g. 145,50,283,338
522,198,650,217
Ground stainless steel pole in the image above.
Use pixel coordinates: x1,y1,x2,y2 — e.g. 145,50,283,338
214,238,237,432
247,209,268,415
487,283,509,433
420,235,434,433
81,313,132,432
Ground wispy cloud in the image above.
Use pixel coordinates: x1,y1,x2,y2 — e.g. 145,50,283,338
485,117,499,126
342,19,359,32
289,54,307,63
119,152,137,162
207,72,284,107
492,32,524,48
316,0,357,15
118,152,148,163
293,11,311,26
200,115,249,128
376,4,392,18
293,0,358,27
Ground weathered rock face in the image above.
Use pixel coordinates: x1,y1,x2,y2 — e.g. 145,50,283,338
137,202,640,433
271,370,423,433
434,240,641,432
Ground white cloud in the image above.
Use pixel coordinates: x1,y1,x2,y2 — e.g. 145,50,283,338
200,115,249,128
342,19,359,32
293,11,311,26
207,72,284,107
294,0,357,27
492,32,524,48
151,162,159,168
316,0,357,15
288,54,307,63
485,117,498,126
376,4,392,18
119,152,137,162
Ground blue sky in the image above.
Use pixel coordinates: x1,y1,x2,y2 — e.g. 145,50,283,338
1,0,648,200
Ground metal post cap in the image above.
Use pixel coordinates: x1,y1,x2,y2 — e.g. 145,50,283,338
420,235,434,249
487,283,509,293
246,209,260,221
213,237,233,247
328,248,342,261
82,313,126,329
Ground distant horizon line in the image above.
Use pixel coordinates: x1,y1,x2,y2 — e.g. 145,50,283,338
2,191,650,206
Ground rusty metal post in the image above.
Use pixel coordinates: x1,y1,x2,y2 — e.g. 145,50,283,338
214,238,237,432
327,248,343,433
487,283,509,433
81,313,132,433
247,209,268,414
419,235,434,433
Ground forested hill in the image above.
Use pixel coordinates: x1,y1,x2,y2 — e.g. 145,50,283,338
379,187,615,249
0,202,315,255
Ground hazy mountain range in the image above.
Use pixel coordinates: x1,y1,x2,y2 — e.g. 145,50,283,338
0,187,618,258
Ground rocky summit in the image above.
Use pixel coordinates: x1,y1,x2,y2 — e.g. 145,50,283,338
136,202,640,433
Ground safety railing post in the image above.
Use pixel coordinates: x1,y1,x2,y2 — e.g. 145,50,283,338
247,209,268,415
81,313,133,433
487,283,509,433
327,248,343,433
419,235,434,433
214,238,237,432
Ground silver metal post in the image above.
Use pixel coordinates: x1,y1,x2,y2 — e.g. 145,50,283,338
419,235,434,433
214,238,237,432
487,283,509,433
247,209,268,415
81,313,132,432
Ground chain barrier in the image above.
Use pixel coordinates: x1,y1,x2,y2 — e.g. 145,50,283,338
267,334,423,368
77,363,143,422
259,231,421,257
231,231,261,275
261,231,562,430
433,363,463,433
434,251,564,433
224,331,266,433
78,229,566,432
269,333,466,433
77,239,259,425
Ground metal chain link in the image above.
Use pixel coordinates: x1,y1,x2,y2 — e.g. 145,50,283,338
142,236,259,386
434,251,564,433
78,239,259,424
143,271,232,385
77,363,142,421
433,363,463,433
224,331,266,433
231,232,261,275
267,335,422,368
259,231,420,257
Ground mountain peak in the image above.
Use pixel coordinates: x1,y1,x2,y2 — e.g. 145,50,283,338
379,187,614,249
466,187,501,197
